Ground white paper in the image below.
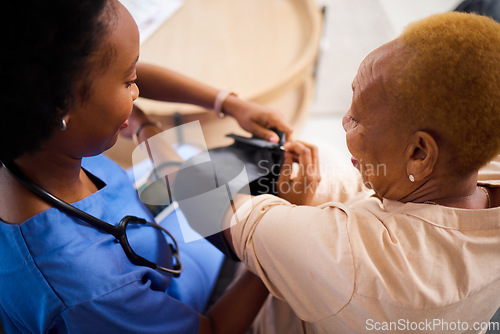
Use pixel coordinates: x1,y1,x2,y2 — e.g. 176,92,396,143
119,0,184,45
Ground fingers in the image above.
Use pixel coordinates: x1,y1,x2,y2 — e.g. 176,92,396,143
227,98,293,142
277,147,294,185
285,141,320,181
264,113,293,142
277,141,321,205
246,107,293,142
250,124,283,143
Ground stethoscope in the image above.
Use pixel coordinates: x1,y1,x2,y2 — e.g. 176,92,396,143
0,160,182,277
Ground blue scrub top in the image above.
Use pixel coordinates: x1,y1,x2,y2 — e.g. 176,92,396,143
0,155,223,333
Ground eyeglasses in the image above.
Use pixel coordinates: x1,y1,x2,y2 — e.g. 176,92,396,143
1,160,182,277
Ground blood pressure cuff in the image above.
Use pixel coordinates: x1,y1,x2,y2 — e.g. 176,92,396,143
173,133,284,260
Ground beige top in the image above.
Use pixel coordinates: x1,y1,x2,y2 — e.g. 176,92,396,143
231,155,500,334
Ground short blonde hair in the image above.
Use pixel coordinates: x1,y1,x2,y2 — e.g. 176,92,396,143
389,12,500,174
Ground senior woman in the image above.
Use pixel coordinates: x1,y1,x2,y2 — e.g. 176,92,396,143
219,12,500,333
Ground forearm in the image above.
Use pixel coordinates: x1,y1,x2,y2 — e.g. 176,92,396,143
135,63,293,142
136,63,220,109
199,270,268,334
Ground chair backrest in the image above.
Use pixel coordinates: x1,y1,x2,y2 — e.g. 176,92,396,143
455,0,500,22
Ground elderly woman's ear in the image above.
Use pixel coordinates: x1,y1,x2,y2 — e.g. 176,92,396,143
405,131,439,182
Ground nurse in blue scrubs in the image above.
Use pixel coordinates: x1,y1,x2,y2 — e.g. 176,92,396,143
0,0,292,332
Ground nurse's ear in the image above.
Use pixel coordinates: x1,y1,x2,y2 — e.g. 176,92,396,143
405,130,438,183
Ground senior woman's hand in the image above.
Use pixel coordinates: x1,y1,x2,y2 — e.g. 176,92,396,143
277,141,321,205
221,95,293,143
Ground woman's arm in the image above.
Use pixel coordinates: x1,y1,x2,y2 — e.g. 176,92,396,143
198,270,268,334
222,140,321,255
135,63,293,142
136,63,220,109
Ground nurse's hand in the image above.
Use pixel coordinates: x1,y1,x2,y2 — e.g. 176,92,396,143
277,141,321,206
222,95,293,143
